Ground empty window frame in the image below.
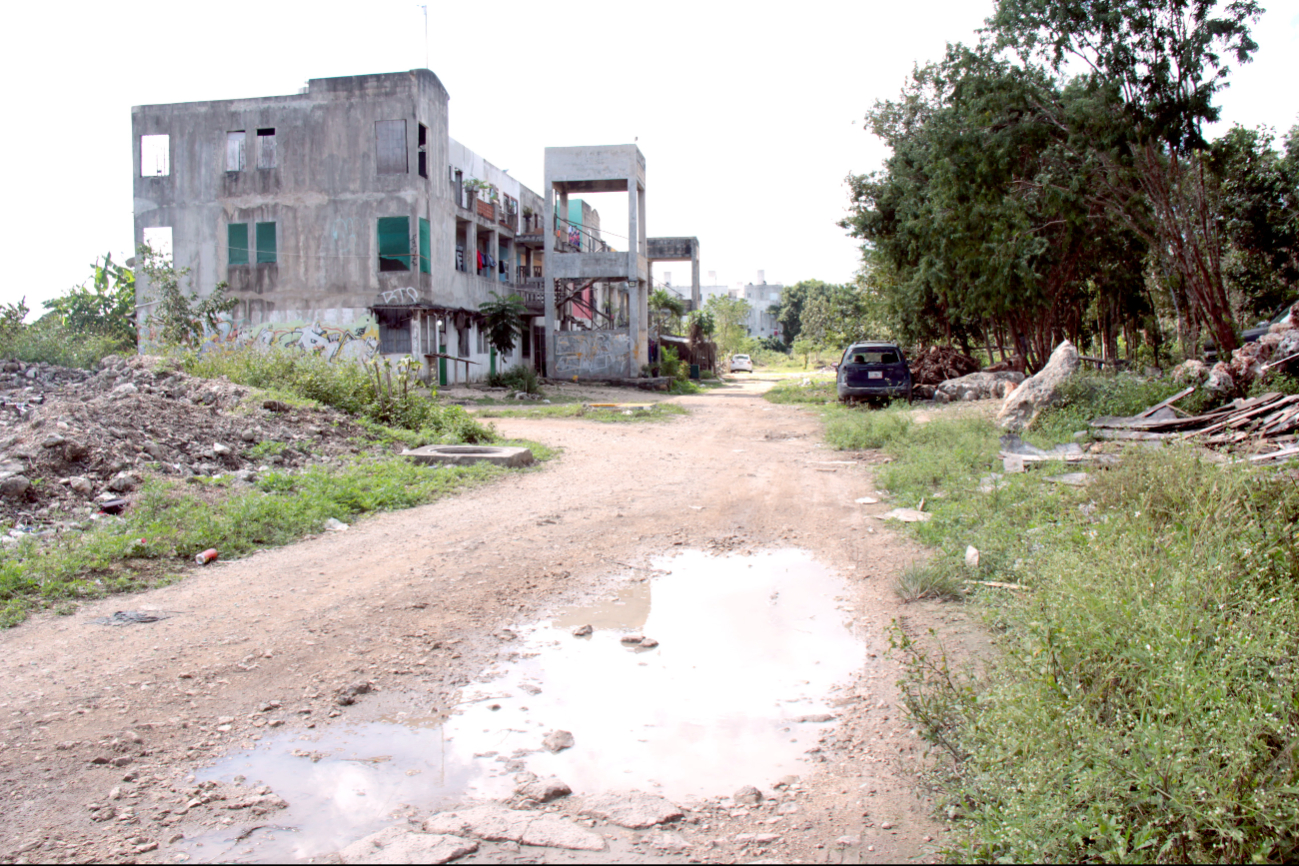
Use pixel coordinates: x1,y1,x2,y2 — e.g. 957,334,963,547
377,216,411,271
417,123,428,178
452,168,464,206
476,325,489,355
457,322,470,357
418,218,431,275
228,223,250,265
256,128,276,169
376,308,412,354
255,222,277,264
142,226,173,260
140,134,170,176
226,131,246,171
375,120,407,174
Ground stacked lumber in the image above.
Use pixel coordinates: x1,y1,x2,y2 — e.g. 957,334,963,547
1089,388,1299,454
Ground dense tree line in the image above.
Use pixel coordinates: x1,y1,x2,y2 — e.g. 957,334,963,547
840,0,1298,370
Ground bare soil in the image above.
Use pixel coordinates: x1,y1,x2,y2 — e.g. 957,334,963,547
0,372,981,865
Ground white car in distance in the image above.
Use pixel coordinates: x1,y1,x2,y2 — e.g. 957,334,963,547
729,354,753,373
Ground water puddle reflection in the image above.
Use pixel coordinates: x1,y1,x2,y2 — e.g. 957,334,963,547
192,548,863,861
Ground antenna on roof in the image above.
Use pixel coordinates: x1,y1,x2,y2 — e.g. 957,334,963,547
417,4,428,69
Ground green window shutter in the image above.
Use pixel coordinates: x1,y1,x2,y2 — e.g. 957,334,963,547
419,217,431,274
378,216,411,271
228,223,249,265
255,222,277,264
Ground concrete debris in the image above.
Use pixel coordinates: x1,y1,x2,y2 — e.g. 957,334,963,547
514,776,571,803
964,546,980,569
578,791,685,828
934,371,1025,403
338,826,479,865
402,444,534,468
733,785,763,805
324,517,350,532
996,340,1080,430
875,508,931,523
0,353,372,530
541,730,575,753
570,624,593,637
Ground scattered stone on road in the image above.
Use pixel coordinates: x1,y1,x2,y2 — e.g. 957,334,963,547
514,776,571,803
734,785,764,805
578,791,685,829
338,826,479,865
571,624,593,637
541,730,575,753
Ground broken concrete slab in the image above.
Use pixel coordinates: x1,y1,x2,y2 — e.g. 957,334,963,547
338,826,478,864
401,445,535,468
997,340,1080,430
578,791,684,829
875,508,931,523
515,776,571,803
423,804,605,851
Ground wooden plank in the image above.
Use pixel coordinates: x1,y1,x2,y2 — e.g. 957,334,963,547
1251,446,1299,463
1135,386,1196,419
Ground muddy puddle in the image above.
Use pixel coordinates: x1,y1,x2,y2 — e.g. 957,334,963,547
189,548,864,862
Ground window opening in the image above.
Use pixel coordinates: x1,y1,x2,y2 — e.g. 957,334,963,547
256,128,276,169
418,217,431,274
226,131,246,172
375,120,408,174
452,168,464,206
457,322,470,357
377,216,411,271
477,326,488,355
142,226,172,260
228,223,249,265
376,308,412,354
417,123,428,178
140,135,170,177
255,222,277,264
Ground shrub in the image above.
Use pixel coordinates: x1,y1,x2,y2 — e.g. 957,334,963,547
488,363,541,395
182,346,494,440
1033,372,1217,439
0,319,129,370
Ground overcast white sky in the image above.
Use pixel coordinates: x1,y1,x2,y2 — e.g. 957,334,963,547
3,0,1297,314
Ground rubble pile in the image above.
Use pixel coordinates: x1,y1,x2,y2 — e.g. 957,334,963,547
908,346,981,386
1089,389,1299,459
0,354,372,533
1173,312,1299,395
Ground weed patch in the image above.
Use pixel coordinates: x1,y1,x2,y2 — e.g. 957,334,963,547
0,457,508,627
764,377,837,405
814,395,1299,862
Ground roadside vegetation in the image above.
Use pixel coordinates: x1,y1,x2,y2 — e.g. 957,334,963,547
0,457,510,628
808,383,1299,862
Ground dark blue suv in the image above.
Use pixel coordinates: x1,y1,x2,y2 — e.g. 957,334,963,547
837,342,912,403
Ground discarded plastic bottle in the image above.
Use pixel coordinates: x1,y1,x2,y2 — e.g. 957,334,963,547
195,548,218,565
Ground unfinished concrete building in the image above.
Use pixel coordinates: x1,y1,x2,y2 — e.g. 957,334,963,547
131,70,548,384
543,145,648,378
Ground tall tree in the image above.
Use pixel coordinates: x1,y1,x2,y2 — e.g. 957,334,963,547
988,0,1263,353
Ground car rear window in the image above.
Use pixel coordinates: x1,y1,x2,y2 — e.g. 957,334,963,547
847,350,899,364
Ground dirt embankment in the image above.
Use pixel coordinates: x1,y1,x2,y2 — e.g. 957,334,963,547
0,372,980,865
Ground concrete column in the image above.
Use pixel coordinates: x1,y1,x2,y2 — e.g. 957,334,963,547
691,245,701,311
543,182,555,378
627,178,640,376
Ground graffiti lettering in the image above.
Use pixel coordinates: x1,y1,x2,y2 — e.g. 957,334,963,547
381,287,419,305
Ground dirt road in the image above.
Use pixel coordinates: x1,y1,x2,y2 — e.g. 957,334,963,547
0,374,969,864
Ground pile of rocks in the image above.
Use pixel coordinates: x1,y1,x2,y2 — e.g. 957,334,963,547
0,354,373,532
1172,319,1299,395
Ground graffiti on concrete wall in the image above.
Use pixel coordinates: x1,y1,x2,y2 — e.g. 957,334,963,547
141,314,380,362
553,329,631,378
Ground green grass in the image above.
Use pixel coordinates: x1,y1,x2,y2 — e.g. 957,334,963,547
810,398,1299,862
764,376,838,404
475,403,687,423
0,456,519,627
1031,372,1217,441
